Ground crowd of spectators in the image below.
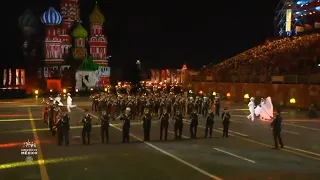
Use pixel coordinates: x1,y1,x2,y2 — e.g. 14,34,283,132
204,33,320,81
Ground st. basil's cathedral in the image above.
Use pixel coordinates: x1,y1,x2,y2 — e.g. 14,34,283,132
17,0,110,92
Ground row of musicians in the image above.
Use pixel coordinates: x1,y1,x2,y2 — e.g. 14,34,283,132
54,108,231,146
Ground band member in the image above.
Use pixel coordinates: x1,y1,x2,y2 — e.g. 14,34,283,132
100,110,110,143
80,110,92,145
56,111,70,146
91,94,98,112
187,98,194,115
119,107,131,143
173,110,183,140
66,93,77,112
205,111,214,138
44,98,54,126
214,96,220,117
52,104,62,136
160,109,169,140
142,108,152,141
54,94,63,106
202,97,209,117
190,109,198,138
270,109,284,149
221,107,231,138
42,97,53,124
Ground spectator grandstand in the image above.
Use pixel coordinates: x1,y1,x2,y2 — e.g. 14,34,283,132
203,33,320,83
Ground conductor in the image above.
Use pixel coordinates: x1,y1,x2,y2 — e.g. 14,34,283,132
270,109,284,149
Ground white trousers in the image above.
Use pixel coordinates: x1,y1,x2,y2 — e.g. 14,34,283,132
247,109,255,121
67,104,77,112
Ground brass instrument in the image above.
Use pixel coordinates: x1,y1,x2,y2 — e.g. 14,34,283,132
52,111,62,131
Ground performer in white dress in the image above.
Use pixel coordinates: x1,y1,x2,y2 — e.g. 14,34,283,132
263,96,273,120
247,97,255,121
255,97,273,120
66,93,77,112
255,98,265,120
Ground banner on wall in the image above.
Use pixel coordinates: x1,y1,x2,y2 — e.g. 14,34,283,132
8,69,12,85
150,70,156,82
161,70,166,82
21,69,25,85
166,69,171,82
155,70,160,82
16,69,20,85
3,69,7,86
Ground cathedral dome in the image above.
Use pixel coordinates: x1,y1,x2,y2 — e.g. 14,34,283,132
89,3,105,25
41,7,62,25
72,23,88,38
18,9,37,35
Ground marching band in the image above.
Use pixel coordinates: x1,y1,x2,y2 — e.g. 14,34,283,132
42,92,224,145
41,91,284,150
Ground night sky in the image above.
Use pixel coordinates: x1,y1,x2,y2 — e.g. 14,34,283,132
5,0,279,70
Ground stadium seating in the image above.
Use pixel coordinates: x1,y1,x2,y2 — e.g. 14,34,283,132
204,33,320,82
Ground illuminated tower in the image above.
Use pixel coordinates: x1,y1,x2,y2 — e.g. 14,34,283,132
60,0,80,31
41,7,63,65
88,2,108,66
275,0,303,36
60,0,80,57
72,22,88,60
136,60,141,69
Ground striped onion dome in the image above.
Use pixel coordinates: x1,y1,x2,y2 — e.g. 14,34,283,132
89,2,105,25
41,7,62,25
18,9,37,35
72,23,88,38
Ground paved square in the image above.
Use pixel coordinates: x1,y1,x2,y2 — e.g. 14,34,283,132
0,98,319,180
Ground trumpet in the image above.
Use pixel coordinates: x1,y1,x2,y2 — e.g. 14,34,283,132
116,115,123,120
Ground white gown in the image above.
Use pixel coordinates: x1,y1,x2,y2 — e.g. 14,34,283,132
67,96,77,112
255,97,273,120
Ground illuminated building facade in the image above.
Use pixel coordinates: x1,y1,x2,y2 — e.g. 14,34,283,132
18,1,110,92
150,65,198,85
